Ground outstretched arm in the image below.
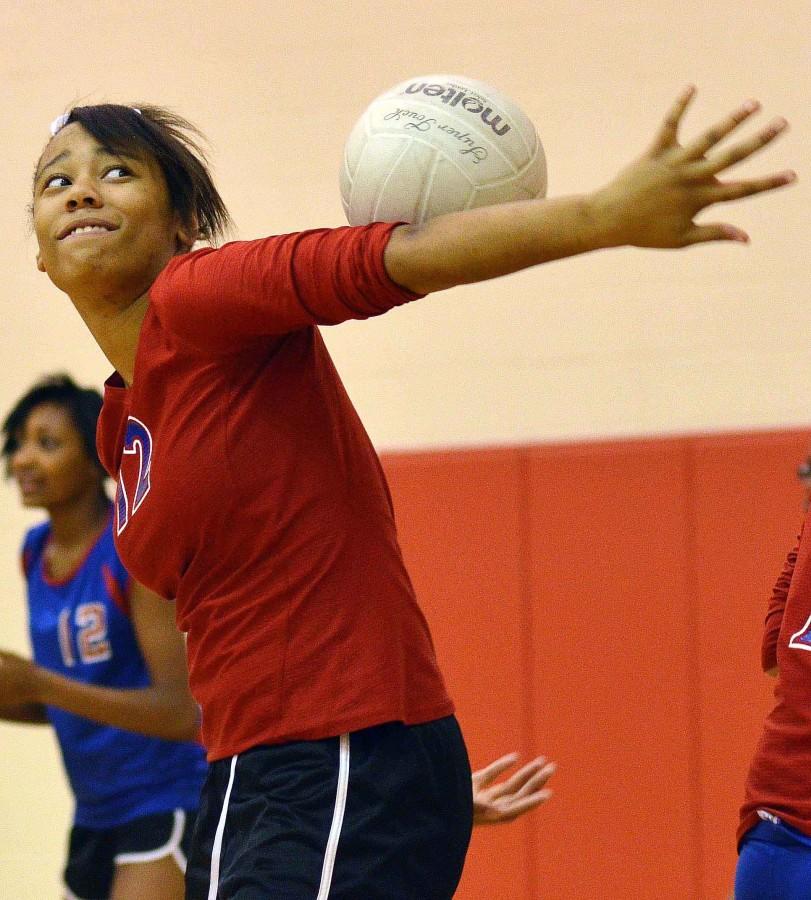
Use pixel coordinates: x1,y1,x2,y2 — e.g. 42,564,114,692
385,88,794,295
472,752,556,826
0,583,200,742
0,698,48,724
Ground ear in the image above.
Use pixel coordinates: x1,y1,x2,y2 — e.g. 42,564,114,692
36,252,46,273
176,213,200,253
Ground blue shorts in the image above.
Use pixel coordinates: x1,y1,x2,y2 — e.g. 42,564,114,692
736,815,811,900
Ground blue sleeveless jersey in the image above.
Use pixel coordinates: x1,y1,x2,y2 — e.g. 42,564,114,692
23,514,207,828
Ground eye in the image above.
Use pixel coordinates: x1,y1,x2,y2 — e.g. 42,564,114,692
43,174,71,190
103,166,132,180
38,435,60,451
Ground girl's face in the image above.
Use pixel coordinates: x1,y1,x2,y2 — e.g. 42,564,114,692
9,404,103,510
32,123,194,304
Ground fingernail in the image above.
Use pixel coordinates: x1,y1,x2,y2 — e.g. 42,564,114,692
743,99,760,113
724,226,748,243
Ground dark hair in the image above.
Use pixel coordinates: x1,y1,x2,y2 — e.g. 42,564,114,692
2,374,105,472
38,104,232,244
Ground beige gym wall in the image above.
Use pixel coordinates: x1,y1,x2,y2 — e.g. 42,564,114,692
0,1,808,896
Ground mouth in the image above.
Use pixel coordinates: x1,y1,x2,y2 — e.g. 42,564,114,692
16,477,44,495
58,219,119,241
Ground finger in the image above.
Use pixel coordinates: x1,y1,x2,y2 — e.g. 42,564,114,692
493,790,554,823
680,222,749,246
471,753,520,789
688,118,789,177
512,763,557,799
649,85,697,154
488,758,551,799
706,171,797,203
677,99,761,161
499,762,556,801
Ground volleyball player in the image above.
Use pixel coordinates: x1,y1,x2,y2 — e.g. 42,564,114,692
29,91,792,898
735,458,811,898
0,375,206,900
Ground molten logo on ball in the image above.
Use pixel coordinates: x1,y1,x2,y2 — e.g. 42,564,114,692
401,82,512,136
341,74,547,226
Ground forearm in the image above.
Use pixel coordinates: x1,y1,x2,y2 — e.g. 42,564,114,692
34,667,199,742
0,701,48,724
384,193,614,295
384,92,795,295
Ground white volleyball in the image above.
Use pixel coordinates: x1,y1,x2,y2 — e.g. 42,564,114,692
341,74,547,226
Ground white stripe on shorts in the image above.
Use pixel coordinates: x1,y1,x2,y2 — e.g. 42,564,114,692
208,753,238,900
316,733,351,899
114,808,187,872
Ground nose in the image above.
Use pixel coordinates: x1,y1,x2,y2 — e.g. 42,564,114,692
10,440,37,473
11,447,29,472
65,177,102,211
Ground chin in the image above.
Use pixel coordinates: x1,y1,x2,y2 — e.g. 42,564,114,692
46,250,113,291
19,493,47,509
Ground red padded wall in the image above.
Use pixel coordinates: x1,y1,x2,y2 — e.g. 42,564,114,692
384,450,535,900
381,427,810,900
523,440,696,899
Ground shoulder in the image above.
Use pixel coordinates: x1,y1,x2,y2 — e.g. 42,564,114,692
21,521,51,578
150,239,271,301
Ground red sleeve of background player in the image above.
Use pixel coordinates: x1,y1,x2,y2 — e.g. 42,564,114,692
149,222,422,353
762,522,804,671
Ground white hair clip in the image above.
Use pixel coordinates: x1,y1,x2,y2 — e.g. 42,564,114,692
49,107,143,138
49,113,70,137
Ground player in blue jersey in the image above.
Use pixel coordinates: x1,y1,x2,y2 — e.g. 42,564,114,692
0,374,207,900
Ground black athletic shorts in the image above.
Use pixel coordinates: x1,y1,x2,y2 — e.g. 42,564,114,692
64,808,197,900
185,715,473,899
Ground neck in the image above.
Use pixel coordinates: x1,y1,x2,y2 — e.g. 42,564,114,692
70,290,149,385
47,490,110,549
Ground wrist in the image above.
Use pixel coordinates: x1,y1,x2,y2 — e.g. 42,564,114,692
32,665,58,705
582,188,631,250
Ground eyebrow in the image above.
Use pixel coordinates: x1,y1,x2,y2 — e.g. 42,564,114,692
37,146,141,180
39,149,70,175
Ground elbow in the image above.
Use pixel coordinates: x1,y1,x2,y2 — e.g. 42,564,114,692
176,705,202,743
164,697,202,743
383,223,443,296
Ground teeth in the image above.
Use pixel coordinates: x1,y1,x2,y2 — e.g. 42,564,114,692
69,225,110,236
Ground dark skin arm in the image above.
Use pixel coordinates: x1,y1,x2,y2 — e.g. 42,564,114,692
0,582,200,742
384,89,793,295
0,698,49,724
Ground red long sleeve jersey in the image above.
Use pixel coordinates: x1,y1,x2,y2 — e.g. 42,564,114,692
739,517,811,843
97,223,453,761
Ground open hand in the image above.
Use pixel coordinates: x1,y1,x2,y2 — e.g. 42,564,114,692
591,86,795,248
472,752,556,826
